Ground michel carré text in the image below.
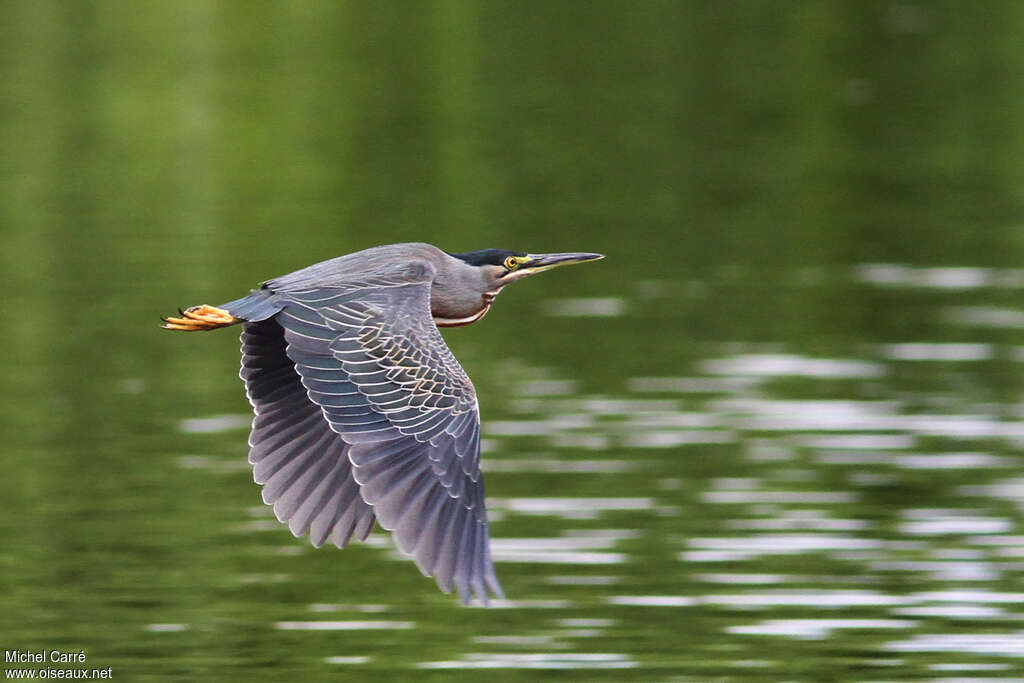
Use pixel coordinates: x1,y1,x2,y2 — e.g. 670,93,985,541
6,650,86,664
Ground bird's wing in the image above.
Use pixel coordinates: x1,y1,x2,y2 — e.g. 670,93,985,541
241,320,377,548
271,261,503,603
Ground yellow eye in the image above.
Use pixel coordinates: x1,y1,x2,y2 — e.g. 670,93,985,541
503,256,519,270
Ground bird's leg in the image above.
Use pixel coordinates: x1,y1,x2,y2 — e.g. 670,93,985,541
161,304,239,331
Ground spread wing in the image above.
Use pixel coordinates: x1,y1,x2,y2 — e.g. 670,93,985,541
262,261,502,603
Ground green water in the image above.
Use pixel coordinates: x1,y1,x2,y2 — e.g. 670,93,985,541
4,1,1024,680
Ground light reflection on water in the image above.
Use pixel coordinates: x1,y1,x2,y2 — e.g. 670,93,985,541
946,305,1024,329
488,497,656,518
144,623,189,633
179,414,251,433
417,653,637,670
541,297,627,317
882,342,994,362
323,656,371,665
483,457,634,473
727,618,916,640
893,605,1007,619
448,314,1023,671
276,621,415,631
700,353,885,379
489,531,635,565
545,575,620,586
818,452,1018,469
309,603,390,613
467,600,572,610
854,264,1024,290
884,633,1024,657
606,595,695,607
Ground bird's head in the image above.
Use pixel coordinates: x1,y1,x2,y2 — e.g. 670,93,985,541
450,249,605,290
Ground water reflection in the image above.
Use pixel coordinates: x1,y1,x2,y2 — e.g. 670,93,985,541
490,530,638,565
929,663,1013,673
483,457,633,473
946,306,1024,329
144,624,188,633
323,656,371,665
698,590,911,608
545,575,619,586
727,618,915,640
541,297,626,317
893,605,1006,619
818,451,1016,469
882,343,994,362
166,338,1024,675
158,335,1024,676
467,600,571,610
418,653,637,670
179,414,251,433
884,633,1024,657
276,621,414,631
464,332,1024,671
855,264,1024,290
700,353,884,379
489,497,655,518
309,603,390,613
606,596,695,607
471,635,566,647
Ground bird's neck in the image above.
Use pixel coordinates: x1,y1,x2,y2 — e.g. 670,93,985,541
433,291,499,328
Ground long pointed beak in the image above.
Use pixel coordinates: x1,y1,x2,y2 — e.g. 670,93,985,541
523,252,605,273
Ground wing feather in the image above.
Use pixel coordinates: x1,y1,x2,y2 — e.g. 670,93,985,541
240,320,376,550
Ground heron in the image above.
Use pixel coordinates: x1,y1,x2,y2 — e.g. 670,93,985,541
162,242,604,604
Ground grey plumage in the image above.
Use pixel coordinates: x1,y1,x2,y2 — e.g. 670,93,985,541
165,242,603,604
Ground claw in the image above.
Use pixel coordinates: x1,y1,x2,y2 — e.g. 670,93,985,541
161,304,239,331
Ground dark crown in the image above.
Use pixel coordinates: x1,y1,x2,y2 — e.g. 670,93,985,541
449,249,526,266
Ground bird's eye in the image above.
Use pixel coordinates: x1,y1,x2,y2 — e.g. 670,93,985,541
503,256,519,270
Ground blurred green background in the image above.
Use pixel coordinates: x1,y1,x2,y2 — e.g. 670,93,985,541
4,1,1024,680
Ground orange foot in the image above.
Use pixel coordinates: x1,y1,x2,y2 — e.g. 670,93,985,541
161,304,239,331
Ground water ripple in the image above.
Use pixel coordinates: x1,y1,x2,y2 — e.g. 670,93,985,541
728,618,914,639
884,632,1024,656
418,652,637,669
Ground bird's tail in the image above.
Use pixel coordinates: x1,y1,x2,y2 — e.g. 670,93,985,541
161,289,282,332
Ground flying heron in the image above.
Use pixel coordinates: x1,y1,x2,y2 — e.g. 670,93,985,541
162,242,604,604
